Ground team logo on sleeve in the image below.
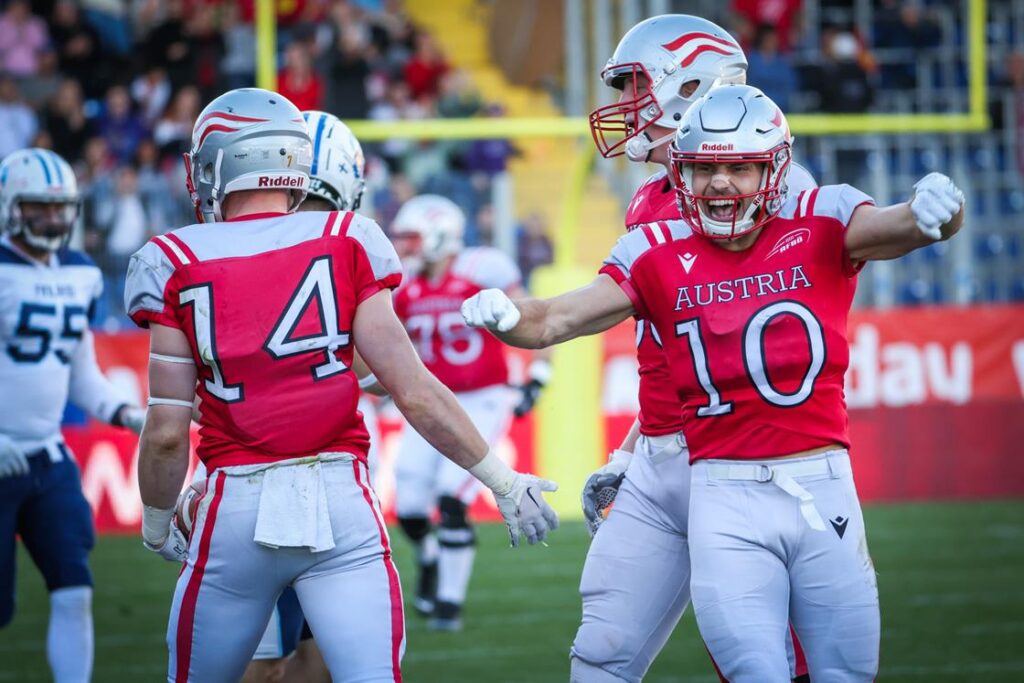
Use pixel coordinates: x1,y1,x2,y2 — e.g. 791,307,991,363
765,228,810,261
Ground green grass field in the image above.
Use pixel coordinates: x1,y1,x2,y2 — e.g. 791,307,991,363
3,500,1023,682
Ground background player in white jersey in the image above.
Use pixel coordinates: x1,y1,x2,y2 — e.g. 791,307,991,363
126,88,557,682
388,194,552,631
0,148,145,683
575,15,812,682
464,84,964,681
239,109,368,683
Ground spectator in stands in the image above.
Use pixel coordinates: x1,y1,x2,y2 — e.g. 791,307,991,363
135,140,175,234
79,137,116,253
437,70,482,119
220,3,256,90
806,29,874,113
0,75,38,159
186,3,226,103
50,0,108,98
144,0,191,88
80,0,134,56
0,0,50,79
44,79,94,165
152,85,200,160
278,42,323,112
95,84,148,165
745,24,797,111
732,0,802,53
370,81,428,170
873,0,942,92
96,165,148,260
131,66,172,127
320,23,373,119
404,31,449,101
20,51,62,110
1009,52,1024,176
516,212,553,287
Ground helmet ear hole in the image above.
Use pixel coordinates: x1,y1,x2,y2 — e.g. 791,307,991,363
201,163,214,182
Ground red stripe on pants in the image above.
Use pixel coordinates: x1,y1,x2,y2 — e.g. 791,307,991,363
175,471,226,682
352,461,404,682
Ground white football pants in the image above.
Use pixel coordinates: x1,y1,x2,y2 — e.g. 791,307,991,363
689,449,879,682
166,457,405,683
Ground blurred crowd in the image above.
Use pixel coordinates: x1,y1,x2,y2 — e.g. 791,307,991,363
5,0,532,326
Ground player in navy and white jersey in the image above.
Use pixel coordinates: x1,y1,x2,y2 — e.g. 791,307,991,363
0,148,145,683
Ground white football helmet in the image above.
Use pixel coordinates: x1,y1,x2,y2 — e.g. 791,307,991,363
590,15,747,161
185,88,312,223
302,110,366,211
670,84,792,240
0,148,80,251
391,195,465,269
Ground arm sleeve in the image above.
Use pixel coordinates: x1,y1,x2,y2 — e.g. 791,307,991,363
811,184,876,277
598,231,653,320
346,217,404,303
68,329,133,424
124,241,180,328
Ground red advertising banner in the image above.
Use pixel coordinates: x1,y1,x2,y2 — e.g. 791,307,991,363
603,305,1024,501
70,305,1024,533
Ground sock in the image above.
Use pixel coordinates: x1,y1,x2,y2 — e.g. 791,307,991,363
437,544,475,605
48,586,93,683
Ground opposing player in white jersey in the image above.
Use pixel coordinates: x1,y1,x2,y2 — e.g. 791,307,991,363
126,88,557,682
240,110,369,683
573,15,812,682
0,148,145,683
389,195,552,630
465,84,964,681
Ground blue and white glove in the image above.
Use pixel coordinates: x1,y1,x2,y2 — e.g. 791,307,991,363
461,289,521,332
0,434,29,479
910,172,964,240
142,505,189,562
582,449,632,536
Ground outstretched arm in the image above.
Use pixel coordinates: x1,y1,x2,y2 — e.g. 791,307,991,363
846,172,964,263
68,329,145,433
462,273,635,349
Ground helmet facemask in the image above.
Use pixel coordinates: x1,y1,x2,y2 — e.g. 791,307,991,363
13,198,80,252
589,62,663,159
671,144,791,240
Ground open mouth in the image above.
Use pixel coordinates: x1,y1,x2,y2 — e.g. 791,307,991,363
703,197,738,221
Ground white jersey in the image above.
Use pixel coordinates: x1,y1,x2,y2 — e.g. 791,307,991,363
0,236,127,451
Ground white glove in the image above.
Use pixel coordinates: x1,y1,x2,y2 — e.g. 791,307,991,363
469,451,559,547
493,474,560,547
118,406,146,435
0,434,29,479
461,288,521,332
142,506,189,562
582,449,633,536
910,172,964,240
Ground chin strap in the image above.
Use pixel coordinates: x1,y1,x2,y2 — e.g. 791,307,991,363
625,130,674,163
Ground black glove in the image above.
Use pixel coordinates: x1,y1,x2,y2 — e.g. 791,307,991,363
513,379,544,417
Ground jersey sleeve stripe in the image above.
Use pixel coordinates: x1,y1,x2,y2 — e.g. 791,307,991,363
336,211,355,238
656,222,672,243
165,233,199,264
805,188,820,217
796,190,809,218
152,236,187,268
641,224,659,247
321,211,340,238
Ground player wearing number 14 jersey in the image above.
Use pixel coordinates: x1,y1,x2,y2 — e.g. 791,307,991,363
390,195,551,631
124,88,557,682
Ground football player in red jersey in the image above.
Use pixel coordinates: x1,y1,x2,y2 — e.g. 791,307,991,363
388,194,552,631
463,84,964,681
578,15,812,683
125,88,558,683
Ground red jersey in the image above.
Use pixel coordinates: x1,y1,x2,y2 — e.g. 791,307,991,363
624,171,688,436
394,247,520,393
602,185,872,461
125,210,402,470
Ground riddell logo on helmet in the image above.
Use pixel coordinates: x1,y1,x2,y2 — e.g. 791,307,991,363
258,176,304,188
699,142,734,152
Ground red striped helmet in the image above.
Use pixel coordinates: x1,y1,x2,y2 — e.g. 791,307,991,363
590,15,747,161
186,88,312,223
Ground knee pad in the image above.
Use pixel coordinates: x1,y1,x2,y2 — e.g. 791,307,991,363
397,515,432,543
569,655,632,683
437,496,475,548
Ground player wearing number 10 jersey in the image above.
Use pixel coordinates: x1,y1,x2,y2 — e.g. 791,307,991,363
124,88,557,682
463,84,965,681
389,195,552,631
